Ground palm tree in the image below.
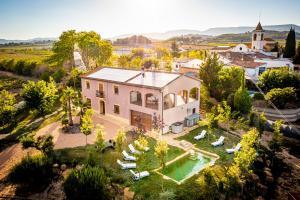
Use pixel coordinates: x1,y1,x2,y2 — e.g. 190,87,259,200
62,87,76,126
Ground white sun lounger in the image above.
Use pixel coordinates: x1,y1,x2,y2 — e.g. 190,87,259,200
194,130,207,140
211,136,225,147
129,143,141,154
226,143,241,154
130,170,150,180
117,159,136,169
122,150,136,161
134,140,150,151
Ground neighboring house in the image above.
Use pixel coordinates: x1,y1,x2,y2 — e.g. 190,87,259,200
172,58,203,77
81,67,200,133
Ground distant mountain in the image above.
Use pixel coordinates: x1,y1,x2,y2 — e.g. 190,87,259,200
113,35,152,46
200,24,300,36
0,37,57,44
111,29,206,41
111,24,300,40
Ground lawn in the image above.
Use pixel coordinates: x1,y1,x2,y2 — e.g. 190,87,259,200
177,125,240,165
55,136,185,199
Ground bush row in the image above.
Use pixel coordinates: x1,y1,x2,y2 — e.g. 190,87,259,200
0,58,66,82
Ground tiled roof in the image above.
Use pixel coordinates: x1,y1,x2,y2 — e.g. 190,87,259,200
211,46,232,51
231,61,266,69
255,22,263,31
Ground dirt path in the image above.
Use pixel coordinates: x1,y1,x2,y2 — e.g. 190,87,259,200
0,70,38,82
0,144,38,181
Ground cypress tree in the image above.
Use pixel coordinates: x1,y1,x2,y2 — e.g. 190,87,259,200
294,42,300,64
284,27,296,58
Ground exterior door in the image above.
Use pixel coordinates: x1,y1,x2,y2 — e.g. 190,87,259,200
100,100,105,115
130,110,152,131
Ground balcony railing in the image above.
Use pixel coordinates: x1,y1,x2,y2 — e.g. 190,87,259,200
96,90,105,98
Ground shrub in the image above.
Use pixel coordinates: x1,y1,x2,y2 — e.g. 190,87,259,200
9,155,54,185
265,87,296,109
233,88,252,114
258,68,300,92
20,134,35,149
63,166,111,200
253,92,265,100
53,68,66,83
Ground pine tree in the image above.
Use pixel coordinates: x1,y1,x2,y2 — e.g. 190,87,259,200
284,27,296,58
293,42,300,64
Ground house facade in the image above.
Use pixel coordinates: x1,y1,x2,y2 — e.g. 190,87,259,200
81,67,200,133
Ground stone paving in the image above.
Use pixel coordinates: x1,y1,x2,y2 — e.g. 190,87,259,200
146,125,199,151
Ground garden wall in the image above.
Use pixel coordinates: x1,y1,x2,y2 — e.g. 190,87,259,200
254,107,300,122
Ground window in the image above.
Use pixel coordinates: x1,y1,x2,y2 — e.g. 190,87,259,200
240,47,242,51
114,85,119,95
164,93,175,110
261,33,264,40
86,81,90,89
130,91,142,106
192,108,196,114
189,87,199,101
114,105,120,114
253,33,257,41
145,93,158,110
177,90,188,105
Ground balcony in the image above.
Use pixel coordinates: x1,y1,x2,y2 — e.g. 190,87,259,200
96,90,105,98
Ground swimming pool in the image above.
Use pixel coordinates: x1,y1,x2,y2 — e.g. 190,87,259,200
156,149,218,184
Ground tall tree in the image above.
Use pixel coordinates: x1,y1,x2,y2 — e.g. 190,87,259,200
199,54,223,98
218,66,243,100
21,78,58,116
170,41,180,58
61,87,76,126
233,70,252,114
118,55,130,68
50,30,77,66
155,140,169,169
293,42,300,64
115,129,126,153
283,27,296,58
95,124,106,152
76,31,112,70
80,109,94,147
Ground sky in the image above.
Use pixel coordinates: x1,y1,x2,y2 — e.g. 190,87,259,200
0,0,300,40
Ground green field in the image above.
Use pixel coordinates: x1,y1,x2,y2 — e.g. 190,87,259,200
0,47,52,63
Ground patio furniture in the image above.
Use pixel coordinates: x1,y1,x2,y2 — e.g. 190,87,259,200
129,144,141,154
130,170,150,180
211,136,225,147
117,160,136,169
122,150,136,161
134,140,150,151
194,130,207,140
226,143,241,154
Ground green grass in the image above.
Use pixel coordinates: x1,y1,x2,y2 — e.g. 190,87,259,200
55,137,184,199
176,126,240,165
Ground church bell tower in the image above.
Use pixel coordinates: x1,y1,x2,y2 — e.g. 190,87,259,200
252,22,265,51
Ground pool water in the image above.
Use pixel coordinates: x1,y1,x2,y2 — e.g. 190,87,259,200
159,153,212,183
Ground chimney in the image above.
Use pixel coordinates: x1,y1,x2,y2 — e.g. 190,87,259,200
141,67,145,78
